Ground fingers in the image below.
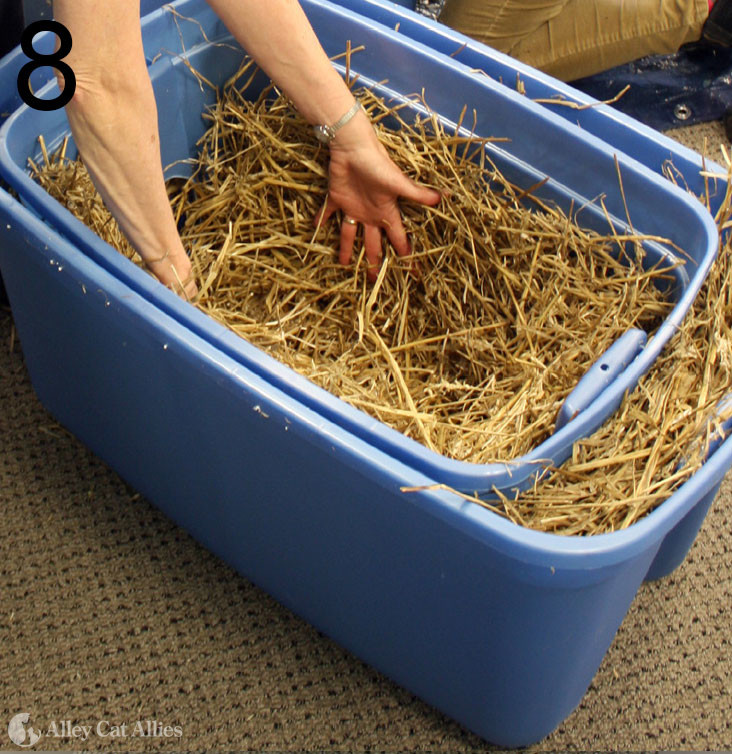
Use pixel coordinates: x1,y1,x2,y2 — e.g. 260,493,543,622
339,215,358,266
383,212,410,258
333,211,410,281
339,217,403,281
337,215,383,279
144,248,198,301
315,194,339,229
363,224,383,282
393,171,442,208
315,178,443,280
180,276,199,301
383,213,422,280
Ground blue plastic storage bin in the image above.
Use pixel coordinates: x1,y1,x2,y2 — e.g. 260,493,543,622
0,1,728,746
0,0,719,499
2,180,731,747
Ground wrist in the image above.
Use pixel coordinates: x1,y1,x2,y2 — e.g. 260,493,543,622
329,107,377,150
314,98,362,145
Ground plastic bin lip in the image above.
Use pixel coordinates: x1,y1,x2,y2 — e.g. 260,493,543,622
2,182,729,572
0,0,719,496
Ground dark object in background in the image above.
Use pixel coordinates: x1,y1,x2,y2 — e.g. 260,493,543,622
571,41,732,139
0,0,24,58
0,0,24,308
705,0,732,47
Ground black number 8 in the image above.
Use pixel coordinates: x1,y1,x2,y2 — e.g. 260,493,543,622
17,20,77,112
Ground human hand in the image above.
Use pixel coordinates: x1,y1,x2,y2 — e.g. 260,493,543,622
143,248,199,300
316,110,442,281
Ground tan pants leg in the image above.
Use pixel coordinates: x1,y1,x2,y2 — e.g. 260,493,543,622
439,0,710,80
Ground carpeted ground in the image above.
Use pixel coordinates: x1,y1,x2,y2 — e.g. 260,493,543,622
1,122,731,752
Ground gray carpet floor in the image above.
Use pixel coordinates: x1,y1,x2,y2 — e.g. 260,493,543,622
1,120,731,751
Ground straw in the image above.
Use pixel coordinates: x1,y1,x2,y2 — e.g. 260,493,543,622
31,52,730,536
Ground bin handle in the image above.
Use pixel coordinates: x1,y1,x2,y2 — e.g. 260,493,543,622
555,328,647,431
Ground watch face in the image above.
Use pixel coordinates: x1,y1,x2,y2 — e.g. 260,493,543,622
314,125,334,144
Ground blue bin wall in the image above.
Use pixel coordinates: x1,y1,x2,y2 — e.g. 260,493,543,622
644,486,720,580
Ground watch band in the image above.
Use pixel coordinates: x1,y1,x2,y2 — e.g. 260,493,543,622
313,101,362,145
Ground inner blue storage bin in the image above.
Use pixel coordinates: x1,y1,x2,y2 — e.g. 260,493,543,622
0,0,729,747
0,0,719,497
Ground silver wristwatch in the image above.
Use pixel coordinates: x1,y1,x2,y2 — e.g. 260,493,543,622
313,101,362,145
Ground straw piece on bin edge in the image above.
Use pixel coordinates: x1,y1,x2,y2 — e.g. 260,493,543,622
30,53,732,536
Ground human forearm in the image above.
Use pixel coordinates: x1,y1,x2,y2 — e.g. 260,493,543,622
65,82,187,269
54,0,195,295
205,0,355,126
204,0,442,279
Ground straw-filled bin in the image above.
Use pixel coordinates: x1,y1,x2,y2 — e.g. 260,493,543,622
0,0,727,745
